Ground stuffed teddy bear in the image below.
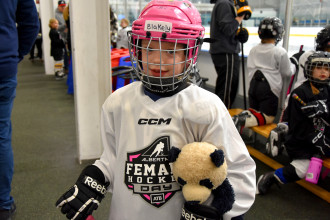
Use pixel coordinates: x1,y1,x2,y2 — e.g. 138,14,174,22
168,142,235,219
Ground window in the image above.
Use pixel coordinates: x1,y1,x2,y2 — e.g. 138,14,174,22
109,0,330,54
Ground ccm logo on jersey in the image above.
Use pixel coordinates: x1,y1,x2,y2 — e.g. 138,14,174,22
138,118,172,125
182,208,207,220
312,131,323,144
83,176,107,195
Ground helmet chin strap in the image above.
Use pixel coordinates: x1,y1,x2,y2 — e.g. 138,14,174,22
144,79,190,97
141,72,188,94
309,78,329,91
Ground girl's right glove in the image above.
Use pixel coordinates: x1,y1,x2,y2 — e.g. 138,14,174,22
56,165,109,220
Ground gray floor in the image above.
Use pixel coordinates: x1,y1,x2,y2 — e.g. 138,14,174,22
10,58,329,219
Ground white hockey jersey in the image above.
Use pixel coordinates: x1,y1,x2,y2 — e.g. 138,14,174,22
247,43,294,98
94,82,256,220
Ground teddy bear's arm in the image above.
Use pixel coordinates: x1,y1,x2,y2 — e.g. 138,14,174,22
211,178,235,215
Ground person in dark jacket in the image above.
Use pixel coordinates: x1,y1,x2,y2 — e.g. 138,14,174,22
209,0,244,109
29,16,43,61
0,0,39,219
49,18,66,80
257,51,330,195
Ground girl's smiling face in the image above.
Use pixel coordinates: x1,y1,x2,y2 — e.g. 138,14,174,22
141,40,187,78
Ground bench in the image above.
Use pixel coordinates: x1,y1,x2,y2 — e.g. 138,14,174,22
250,123,277,138
323,158,330,169
246,130,330,202
247,145,330,203
322,158,330,179
228,108,244,117
251,125,330,180
229,109,330,202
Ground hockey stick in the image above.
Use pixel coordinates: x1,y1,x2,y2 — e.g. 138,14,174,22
240,23,247,109
279,45,304,122
287,45,304,95
292,93,306,106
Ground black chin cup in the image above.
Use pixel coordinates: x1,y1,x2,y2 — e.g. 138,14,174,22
140,74,187,94
309,77,330,88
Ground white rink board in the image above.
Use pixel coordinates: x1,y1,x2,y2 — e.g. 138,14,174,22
201,27,323,56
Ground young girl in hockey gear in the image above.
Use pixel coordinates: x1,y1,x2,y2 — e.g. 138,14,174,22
257,51,330,195
49,18,65,80
55,1,256,219
232,17,294,131
293,25,330,90
267,25,330,157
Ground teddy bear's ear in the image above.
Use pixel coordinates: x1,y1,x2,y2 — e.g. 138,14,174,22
168,146,181,162
210,149,225,167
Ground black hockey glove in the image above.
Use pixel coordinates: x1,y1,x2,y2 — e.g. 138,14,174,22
236,27,249,43
56,165,109,220
301,100,329,119
290,50,305,70
181,202,222,220
235,0,252,20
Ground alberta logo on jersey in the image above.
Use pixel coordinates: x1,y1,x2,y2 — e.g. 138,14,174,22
125,136,181,208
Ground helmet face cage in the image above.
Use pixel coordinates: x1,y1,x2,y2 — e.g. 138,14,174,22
128,0,205,94
304,51,330,86
128,32,201,93
315,25,330,51
258,17,284,45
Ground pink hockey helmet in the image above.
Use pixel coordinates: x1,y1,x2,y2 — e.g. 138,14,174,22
128,0,205,94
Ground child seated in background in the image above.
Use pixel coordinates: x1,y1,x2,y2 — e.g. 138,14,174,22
232,17,294,131
257,51,330,195
292,25,330,91
116,18,130,49
55,1,256,219
49,18,65,80
266,25,330,157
